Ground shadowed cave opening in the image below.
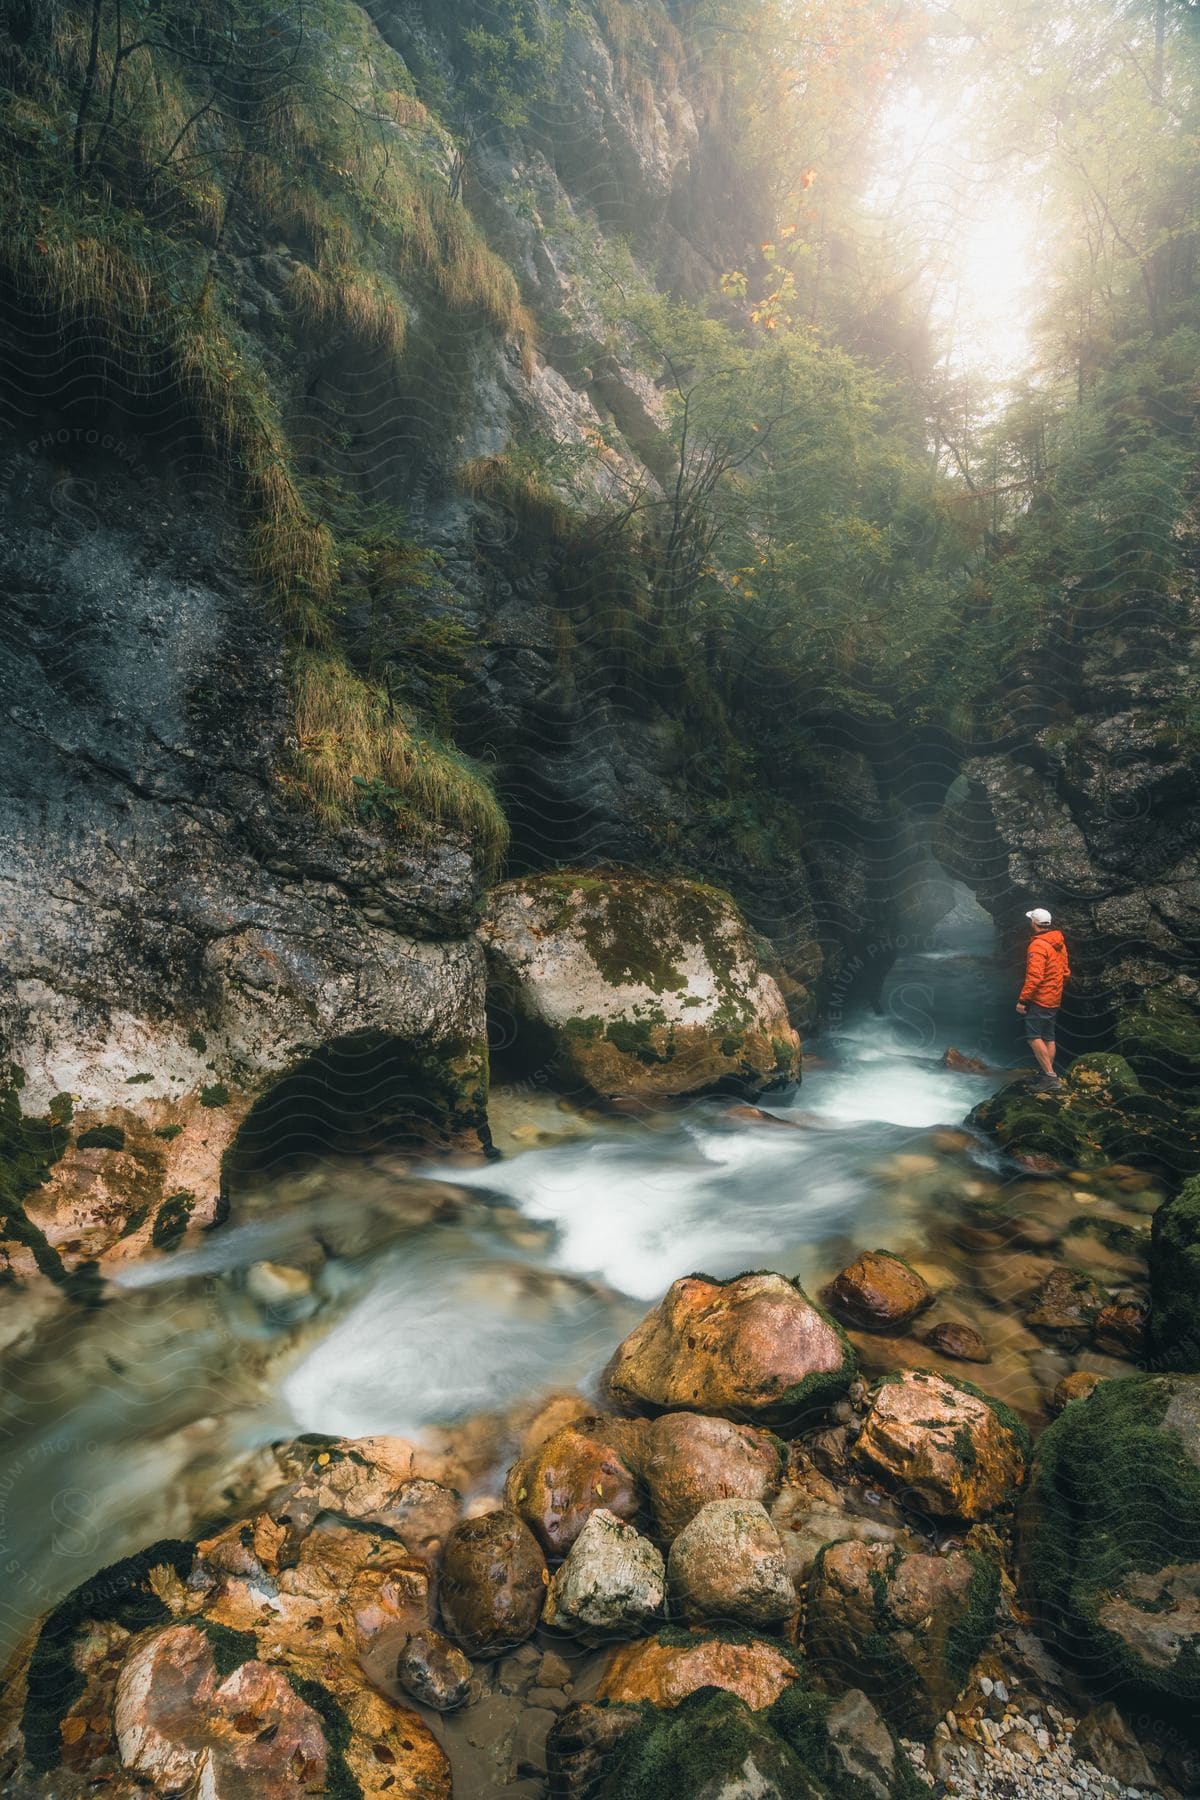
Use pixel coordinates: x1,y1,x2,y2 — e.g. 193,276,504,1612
224,1030,489,1181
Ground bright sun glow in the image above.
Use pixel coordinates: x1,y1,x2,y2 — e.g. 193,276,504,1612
867,78,1041,387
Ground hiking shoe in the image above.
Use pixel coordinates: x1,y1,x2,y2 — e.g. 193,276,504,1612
1032,1074,1063,1093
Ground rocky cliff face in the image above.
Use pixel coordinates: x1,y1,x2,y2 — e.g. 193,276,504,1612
2,0,1198,1305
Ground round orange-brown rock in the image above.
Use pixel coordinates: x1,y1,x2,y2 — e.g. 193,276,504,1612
824,1251,934,1332
603,1273,854,1427
504,1416,646,1558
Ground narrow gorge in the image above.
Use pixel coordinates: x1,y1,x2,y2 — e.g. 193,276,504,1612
1,1,1199,1796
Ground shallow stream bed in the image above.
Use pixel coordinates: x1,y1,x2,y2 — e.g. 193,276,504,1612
0,884,1156,1670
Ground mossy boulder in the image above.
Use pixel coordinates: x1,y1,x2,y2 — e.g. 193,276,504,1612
969,1056,1200,1175
806,1539,1000,1735
1115,988,1200,1094
595,1687,815,1800
480,872,801,1101
1019,1372,1200,1734
1149,1178,1200,1371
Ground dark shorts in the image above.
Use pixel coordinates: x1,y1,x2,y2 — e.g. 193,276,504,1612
1024,1005,1058,1042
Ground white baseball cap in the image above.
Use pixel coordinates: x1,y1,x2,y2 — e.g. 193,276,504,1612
1025,907,1052,927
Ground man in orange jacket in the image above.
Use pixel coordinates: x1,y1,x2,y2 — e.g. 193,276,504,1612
1016,906,1070,1090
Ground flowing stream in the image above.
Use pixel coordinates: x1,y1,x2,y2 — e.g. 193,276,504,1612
0,880,1156,1664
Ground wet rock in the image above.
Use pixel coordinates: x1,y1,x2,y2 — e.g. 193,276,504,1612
641,1411,786,1540
396,1630,472,1712
480,872,801,1101
110,1620,450,1798
806,1540,1000,1735
270,1435,465,1560
1072,1703,1158,1789
850,1370,1028,1520
440,1510,548,1657
1020,1371,1200,1727
1093,1298,1149,1358
824,1250,935,1332
603,1272,855,1427
1050,1369,1107,1411
516,1392,596,1456
666,1498,796,1628
1025,1265,1109,1344
546,1700,644,1798
923,1321,990,1363
943,1047,989,1073
824,1688,898,1800
504,1415,646,1557
538,1648,574,1688
597,1630,799,1710
542,1507,665,1639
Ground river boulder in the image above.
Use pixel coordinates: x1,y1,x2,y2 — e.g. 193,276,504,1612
1019,1372,1200,1733
395,1630,473,1712
1024,1265,1109,1345
642,1411,786,1540
806,1540,1000,1735
968,1054,1200,1176
666,1498,796,1628
603,1272,855,1427
922,1320,990,1363
439,1510,548,1657
1148,1176,1200,1370
542,1507,665,1639
480,872,801,1100
850,1370,1029,1520
597,1629,800,1710
824,1250,934,1331
503,1414,646,1557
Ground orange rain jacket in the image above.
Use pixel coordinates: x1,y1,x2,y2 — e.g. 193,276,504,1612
1019,929,1070,1008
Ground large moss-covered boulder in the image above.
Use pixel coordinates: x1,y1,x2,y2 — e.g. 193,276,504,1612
1148,1178,1200,1371
1115,987,1200,1095
480,872,801,1100
969,1055,1200,1174
603,1272,856,1429
1019,1372,1200,1733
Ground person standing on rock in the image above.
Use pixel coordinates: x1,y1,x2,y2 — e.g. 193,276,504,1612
1016,907,1070,1091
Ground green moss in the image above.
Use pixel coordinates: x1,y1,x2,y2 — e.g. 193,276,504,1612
945,1551,1001,1686
199,1084,231,1108
601,1687,805,1800
151,1191,196,1250
118,1204,151,1240
563,1014,604,1041
605,1017,665,1062
20,1538,195,1772
48,1092,75,1124
768,1683,926,1800
188,1030,209,1054
1148,1178,1200,1370
76,1125,126,1151
154,1124,184,1140
1020,1372,1200,1728
953,1424,978,1471
198,1620,261,1679
283,1673,363,1800
125,1073,154,1084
